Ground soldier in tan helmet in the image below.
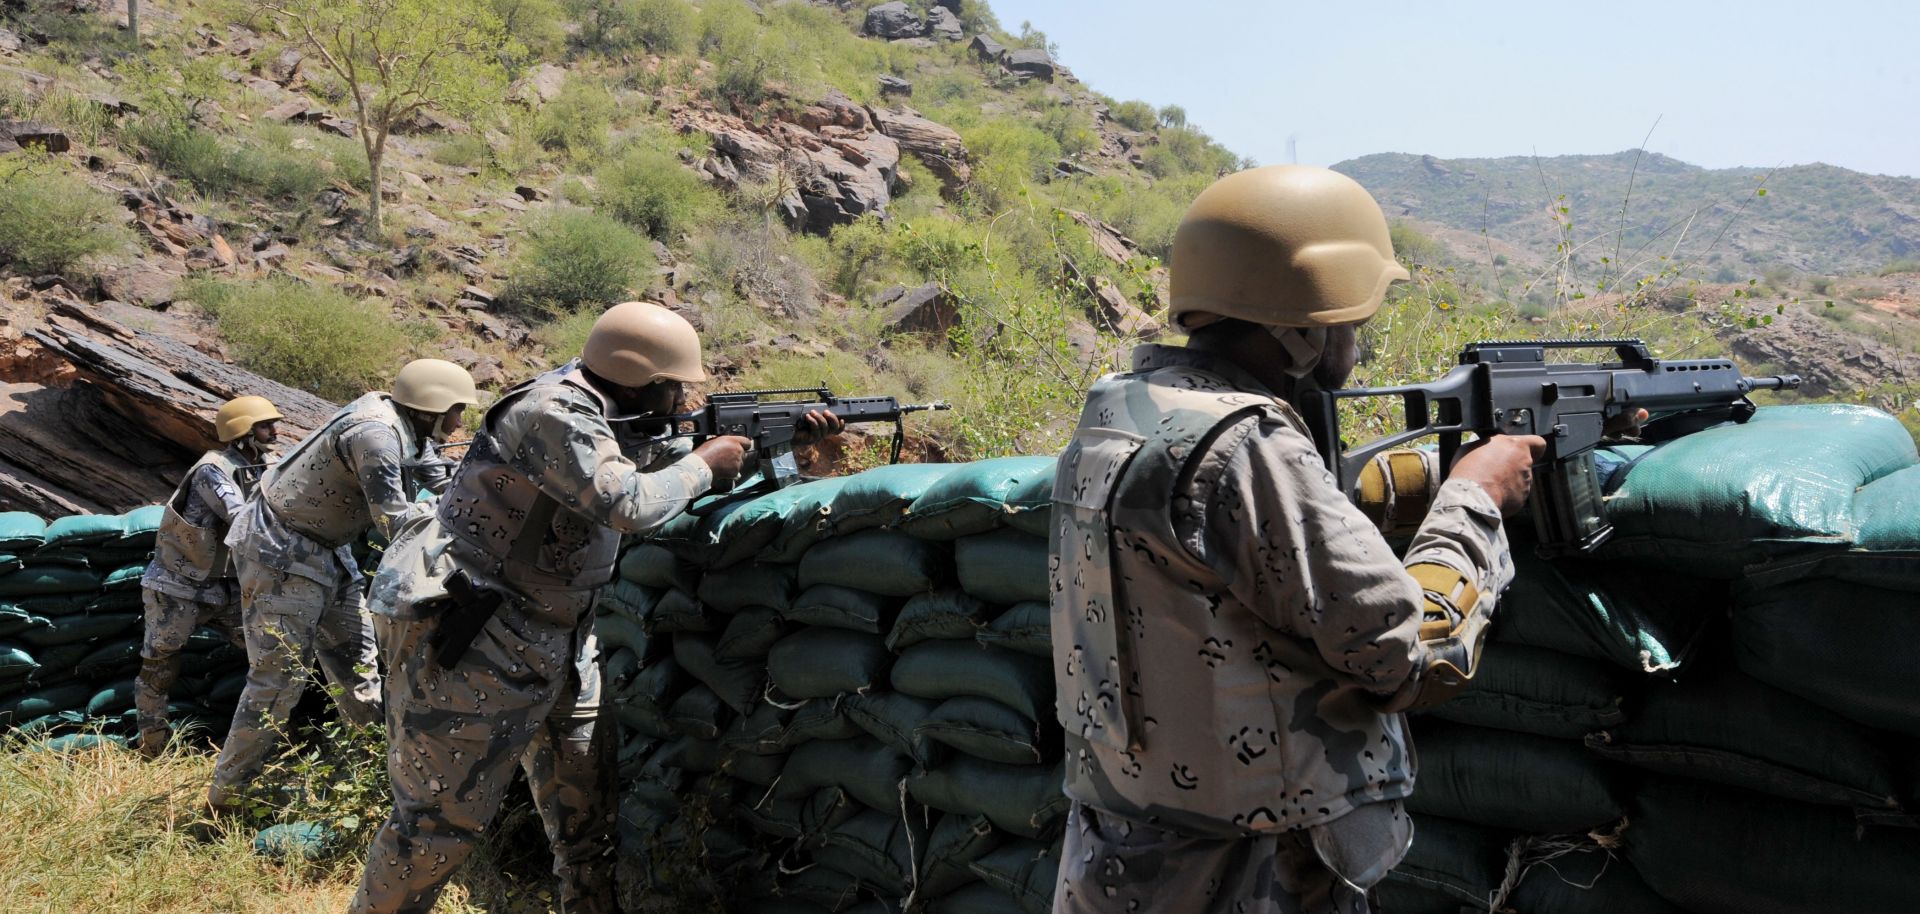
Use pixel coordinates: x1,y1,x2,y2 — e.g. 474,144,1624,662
1048,166,1547,914
210,358,478,813
134,395,282,758
350,302,842,914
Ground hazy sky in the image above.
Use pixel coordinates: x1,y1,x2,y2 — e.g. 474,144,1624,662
984,0,1920,177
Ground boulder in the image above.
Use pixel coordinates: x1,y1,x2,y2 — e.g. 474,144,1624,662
870,106,970,196
796,90,871,132
264,46,303,85
96,264,183,309
863,2,925,40
0,28,21,53
877,75,913,98
879,283,959,336
934,0,963,10
0,120,69,153
968,35,1006,63
926,6,964,41
1004,48,1056,81
513,63,566,104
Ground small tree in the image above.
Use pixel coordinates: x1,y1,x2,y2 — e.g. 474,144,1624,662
256,0,512,240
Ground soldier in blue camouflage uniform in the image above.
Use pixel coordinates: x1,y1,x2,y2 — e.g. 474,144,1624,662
209,359,477,812
350,302,843,914
1049,166,1549,914
135,396,282,758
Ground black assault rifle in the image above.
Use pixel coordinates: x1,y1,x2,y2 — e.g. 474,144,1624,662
1297,339,1802,556
650,386,951,497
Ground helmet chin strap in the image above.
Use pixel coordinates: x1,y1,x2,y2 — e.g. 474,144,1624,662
1269,325,1329,379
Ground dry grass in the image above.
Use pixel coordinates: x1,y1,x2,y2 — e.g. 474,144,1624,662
0,734,557,914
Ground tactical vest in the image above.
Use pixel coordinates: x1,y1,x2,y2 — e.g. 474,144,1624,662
255,393,415,548
436,366,636,593
1051,360,1413,837
151,447,251,582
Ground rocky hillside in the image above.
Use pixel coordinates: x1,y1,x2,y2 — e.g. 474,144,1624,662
0,0,1236,514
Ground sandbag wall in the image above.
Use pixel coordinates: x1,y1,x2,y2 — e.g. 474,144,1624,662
601,458,1060,913
0,506,246,745
602,404,1920,914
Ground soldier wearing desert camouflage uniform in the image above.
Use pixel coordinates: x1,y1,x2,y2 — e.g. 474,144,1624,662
134,395,282,758
1049,166,1548,914
349,301,842,914
208,359,478,812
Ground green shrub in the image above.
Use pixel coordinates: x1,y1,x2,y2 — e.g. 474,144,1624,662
1140,125,1238,178
535,304,606,360
532,81,616,160
493,0,568,61
1038,105,1098,157
688,218,820,317
1108,100,1157,132
1389,220,1443,266
0,159,132,276
505,207,656,313
431,133,494,169
1157,104,1187,129
570,0,697,54
126,120,330,200
596,140,719,239
192,278,413,401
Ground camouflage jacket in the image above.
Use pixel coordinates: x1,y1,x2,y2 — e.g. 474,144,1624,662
143,446,253,603
228,393,431,583
370,362,710,626
1051,344,1512,838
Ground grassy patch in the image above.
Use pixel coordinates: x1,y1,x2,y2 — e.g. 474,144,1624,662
125,120,333,200
191,278,415,401
531,81,617,161
0,157,133,276
504,207,657,314
596,137,721,240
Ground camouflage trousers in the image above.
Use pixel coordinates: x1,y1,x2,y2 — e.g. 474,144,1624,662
350,597,614,914
136,588,244,751
208,553,384,807
1052,800,1411,914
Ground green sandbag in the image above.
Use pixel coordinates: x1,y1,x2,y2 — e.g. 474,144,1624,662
1733,577,1920,734
908,757,1068,840
1379,815,1507,911
779,699,864,747
689,478,846,570
0,643,36,681
929,884,1025,914
773,736,913,813
1405,720,1625,834
0,681,93,726
18,612,140,647
1601,405,1916,574
0,606,46,640
844,690,944,765
86,678,139,716
954,529,1050,606
1588,662,1900,809
80,546,153,569
722,703,793,755
767,628,892,700
1508,840,1681,914
967,840,1059,914
922,813,1004,896
618,543,693,591
28,642,90,676
815,809,928,897
1626,778,1920,914
254,822,340,861
595,610,653,660
1495,547,1722,673
0,512,46,552
1002,463,1055,538
43,513,125,549
892,641,1053,723
75,638,141,679
86,591,142,614
37,732,131,753
24,550,91,568
976,602,1050,658
799,530,952,596
779,865,865,912
920,696,1059,765
739,901,834,914
672,634,763,714
1422,643,1626,739
1853,464,1920,552
899,456,1057,540
886,590,993,652
0,565,101,597
100,564,148,593
0,555,20,576
734,786,857,845
604,646,641,693
667,685,726,740
696,562,797,613
825,463,960,534
721,747,787,787
597,579,663,624
717,608,788,660
651,734,725,774
612,655,685,739
786,585,899,634
118,505,165,546
204,671,247,706
645,588,713,634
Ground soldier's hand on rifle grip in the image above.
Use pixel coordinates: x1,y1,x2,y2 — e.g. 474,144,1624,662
693,435,753,482
1449,434,1549,517
1604,408,1651,441
794,409,846,445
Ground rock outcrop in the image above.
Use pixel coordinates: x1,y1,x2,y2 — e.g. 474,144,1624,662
862,2,924,40
674,93,903,234
869,106,970,197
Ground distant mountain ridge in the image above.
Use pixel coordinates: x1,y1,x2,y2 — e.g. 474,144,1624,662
1333,150,1920,277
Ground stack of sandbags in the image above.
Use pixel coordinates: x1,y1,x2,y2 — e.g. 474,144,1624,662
600,458,1061,913
1382,404,1920,914
0,506,245,742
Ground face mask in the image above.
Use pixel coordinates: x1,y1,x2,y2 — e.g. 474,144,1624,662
1267,325,1329,379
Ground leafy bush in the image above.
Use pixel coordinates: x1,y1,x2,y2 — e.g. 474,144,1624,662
535,304,606,360
1108,99,1157,132
126,120,330,200
192,278,413,401
532,81,616,160
0,159,132,275
596,140,719,239
1157,104,1187,129
493,0,567,61
505,207,656,313
570,0,697,54
688,218,821,318
1038,105,1098,157
1141,125,1239,179
1389,220,1443,266
431,133,494,168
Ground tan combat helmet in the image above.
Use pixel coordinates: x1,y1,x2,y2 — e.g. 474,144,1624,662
214,395,284,443
581,301,708,387
392,358,479,414
1170,165,1411,330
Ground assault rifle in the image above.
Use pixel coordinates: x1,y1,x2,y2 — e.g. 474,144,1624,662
653,386,951,495
1297,339,1801,556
